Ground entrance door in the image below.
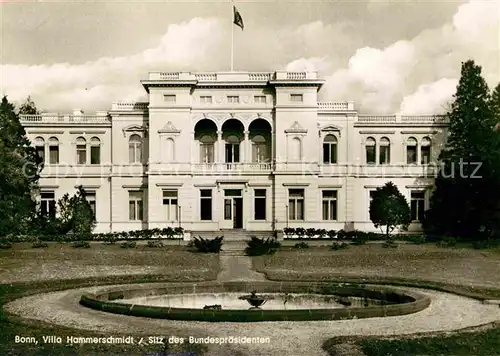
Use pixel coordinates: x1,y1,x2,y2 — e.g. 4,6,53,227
222,189,243,229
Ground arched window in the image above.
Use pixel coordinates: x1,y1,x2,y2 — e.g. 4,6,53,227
225,135,240,163
34,137,45,162
48,137,59,164
421,137,432,164
128,134,142,164
406,137,417,164
252,135,268,163
199,135,214,163
166,138,175,162
290,137,302,161
365,137,376,164
379,137,390,164
323,134,338,164
76,137,87,164
90,137,101,165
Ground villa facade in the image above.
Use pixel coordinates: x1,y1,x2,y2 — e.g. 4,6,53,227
20,71,448,234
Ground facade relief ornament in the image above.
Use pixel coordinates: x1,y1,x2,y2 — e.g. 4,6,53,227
122,124,148,137
158,121,181,134
285,121,307,134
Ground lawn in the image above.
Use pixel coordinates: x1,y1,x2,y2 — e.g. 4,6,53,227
254,243,500,355
0,242,220,283
0,242,219,355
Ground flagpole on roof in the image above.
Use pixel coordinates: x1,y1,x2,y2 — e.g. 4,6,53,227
231,0,234,72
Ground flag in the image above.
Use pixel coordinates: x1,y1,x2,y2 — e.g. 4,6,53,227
233,6,244,30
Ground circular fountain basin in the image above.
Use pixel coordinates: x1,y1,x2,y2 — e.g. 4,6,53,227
80,281,430,322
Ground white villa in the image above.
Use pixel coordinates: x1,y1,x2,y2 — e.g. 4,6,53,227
20,71,448,234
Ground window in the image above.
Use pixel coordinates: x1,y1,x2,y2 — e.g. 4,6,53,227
85,191,96,219
200,189,212,220
40,191,56,219
290,94,303,102
34,137,45,162
365,137,376,164
200,96,212,104
288,189,304,220
252,135,268,163
227,96,239,104
225,135,240,163
322,190,338,220
165,138,175,162
254,95,266,104
379,137,390,164
407,137,418,164
323,134,338,164
290,137,302,161
411,191,425,221
421,137,431,164
48,137,59,164
164,94,176,103
254,189,266,220
162,190,178,221
128,191,144,221
129,134,142,164
76,137,87,164
199,135,214,163
90,137,101,165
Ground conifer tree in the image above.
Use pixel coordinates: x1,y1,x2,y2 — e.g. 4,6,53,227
370,182,411,237
0,96,43,236
424,61,500,239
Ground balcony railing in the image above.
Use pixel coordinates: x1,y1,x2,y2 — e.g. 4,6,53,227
318,101,353,111
111,102,149,111
358,114,448,124
20,114,111,124
191,162,273,172
358,115,397,123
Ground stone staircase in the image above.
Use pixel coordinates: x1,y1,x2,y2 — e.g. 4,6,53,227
190,230,273,241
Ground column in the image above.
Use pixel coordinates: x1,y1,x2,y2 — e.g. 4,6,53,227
243,130,250,163
217,130,223,163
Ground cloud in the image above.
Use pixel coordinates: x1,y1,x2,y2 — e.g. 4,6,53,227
1,17,223,112
315,0,499,113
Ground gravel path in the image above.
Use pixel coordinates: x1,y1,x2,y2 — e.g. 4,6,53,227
217,255,266,281
5,284,500,356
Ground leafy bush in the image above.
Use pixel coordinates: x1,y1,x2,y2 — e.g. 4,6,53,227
351,234,369,245
0,241,12,249
382,240,398,248
245,236,281,256
190,236,223,253
331,242,349,250
306,228,317,237
337,230,347,240
295,227,306,237
327,230,337,239
32,241,49,248
120,241,136,249
294,242,309,249
72,241,90,248
472,239,500,249
406,234,426,244
437,236,457,248
147,240,164,248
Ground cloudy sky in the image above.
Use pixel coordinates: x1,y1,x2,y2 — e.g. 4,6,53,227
1,0,499,114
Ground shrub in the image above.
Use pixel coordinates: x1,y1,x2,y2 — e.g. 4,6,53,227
283,227,295,236
32,241,49,248
120,241,136,249
295,227,306,237
437,236,457,248
316,229,327,238
306,228,317,238
382,240,398,248
245,236,281,256
407,234,426,245
351,234,368,245
327,230,337,239
331,242,349,251
147,240,164,248
190,236,223,253
72,241,90,248
0,241,12,249
294,242,309,249
472,239,500,249
337,230,347,240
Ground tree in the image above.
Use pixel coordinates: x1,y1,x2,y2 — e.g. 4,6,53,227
369,182,411,237
0,96,43,236
18,96,39,115
57,186,96,238
424,60,500,239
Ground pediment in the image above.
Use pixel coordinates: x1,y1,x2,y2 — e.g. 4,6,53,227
123,124,147,132
285,121,307,134
320,124,342,132
158,121,181,134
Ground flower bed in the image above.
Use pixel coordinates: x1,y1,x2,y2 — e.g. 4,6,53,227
282,228,428,243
